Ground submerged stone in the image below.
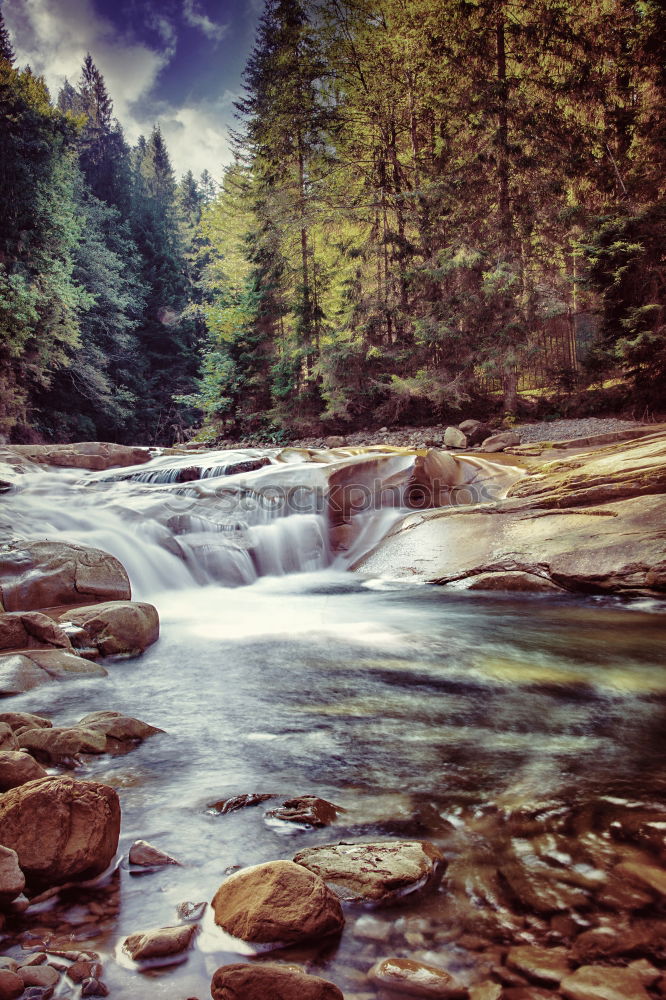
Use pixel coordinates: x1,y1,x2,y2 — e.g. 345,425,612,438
211,962,343,1000
368,957,466,997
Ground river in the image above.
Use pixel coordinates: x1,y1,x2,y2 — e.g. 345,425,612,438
1,447,666,998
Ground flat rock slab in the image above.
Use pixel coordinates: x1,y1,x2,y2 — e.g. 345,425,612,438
0,442,151,472
368,957,466,997
507,945,572,984
0,541,130,612
293,840,444,903
123,923,197,962
212,859,344,945
0,650,106,696
211,963,344,1000
560,965,651,1000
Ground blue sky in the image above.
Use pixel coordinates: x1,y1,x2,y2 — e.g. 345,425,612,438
2,0,262,178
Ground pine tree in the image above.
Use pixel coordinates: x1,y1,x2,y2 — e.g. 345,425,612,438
0,10,15,64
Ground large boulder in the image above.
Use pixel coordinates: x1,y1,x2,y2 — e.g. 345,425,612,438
293,840,444,903
0,442,151,472
481,430,521,452
211,860,344,945
57,602,159,657
0,776,121,892
210,963,344,1000
17,725,108,763
0,541,131,612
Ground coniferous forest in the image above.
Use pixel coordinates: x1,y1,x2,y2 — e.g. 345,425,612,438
0,0,664,446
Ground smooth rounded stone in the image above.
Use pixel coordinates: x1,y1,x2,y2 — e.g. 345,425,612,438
0,776,120,892
560,964,651,1000
468,984,503,1000
368,957,465,998
16,965,59,988
128,840,180,867
0,540,131,612
57,601,159,657
212,860,344,945
0,970,23,1000
78,711,163,743
481,431,520,452
0,845,25,906
443,427,467,449
267,796,341,827
23,650,108,681
66,960,103,983
506,945,571,984
18,726,107,763
211,963,344,1000
122,923,197,962
0,712,51,734
325,436,346,449
292,840,444,903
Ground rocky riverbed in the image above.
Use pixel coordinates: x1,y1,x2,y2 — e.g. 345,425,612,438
0,432,664,999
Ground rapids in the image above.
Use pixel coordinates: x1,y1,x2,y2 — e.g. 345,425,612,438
1,446,666,997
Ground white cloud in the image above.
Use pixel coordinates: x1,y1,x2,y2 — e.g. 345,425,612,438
182,0,228,44
2,0,235,178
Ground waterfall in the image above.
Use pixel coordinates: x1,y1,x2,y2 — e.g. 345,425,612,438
0,447,524,599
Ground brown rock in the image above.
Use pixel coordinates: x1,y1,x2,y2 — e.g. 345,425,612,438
461,572,563,593
0,750,47,790
324,436,346,449
79,711,163,743
481,431,521,452
0,612,72,652
128,840,180,867
66,960,103,983
21,648,108,680
0,724,17,750
16,964,59,988
613,860,666,898
0,712,51,732
0,776,120,891
58,601,159,657
0,845,25,905
368,957,466,997
210,963,344,1000
444,427,468,449
18,726,107,763
560,965,650,1000
293,840,444,903
267,796,342,827
507,946,571,985
122,923,197,962
0,540,131,612
212,860,344,945
0,970,23,999
208,793,275,814
0,442,151,472
0,654,51,696
469,985,503,1000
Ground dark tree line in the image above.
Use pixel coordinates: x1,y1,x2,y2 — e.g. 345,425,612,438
0,22,211,444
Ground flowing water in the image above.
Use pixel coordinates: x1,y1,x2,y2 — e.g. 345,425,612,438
1,448,666,998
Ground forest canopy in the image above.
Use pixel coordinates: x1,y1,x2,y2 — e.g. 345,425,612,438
0,0,664,445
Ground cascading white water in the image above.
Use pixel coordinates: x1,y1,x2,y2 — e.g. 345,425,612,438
0,446,524,599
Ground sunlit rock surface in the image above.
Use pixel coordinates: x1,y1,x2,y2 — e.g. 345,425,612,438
357,431,666,594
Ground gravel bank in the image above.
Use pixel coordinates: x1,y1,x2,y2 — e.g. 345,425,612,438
513,416,644,443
